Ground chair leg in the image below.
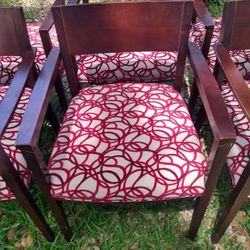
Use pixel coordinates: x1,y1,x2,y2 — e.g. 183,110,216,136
194,105,207,133
201,26,214,59
0,148,54,241
188,79,199,114
54,75,68,115
211,162,250,243
187,138,233,240
191,8,197,24
46,103,60,133
20,145,73,242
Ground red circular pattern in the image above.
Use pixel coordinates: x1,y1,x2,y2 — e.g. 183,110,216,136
75,51,177,84
221,81,250,187
0,86,31,201
1,23,178,85
48,83,207,202
191,18,250,79
0,23,58,85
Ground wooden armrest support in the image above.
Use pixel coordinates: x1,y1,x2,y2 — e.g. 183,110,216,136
39,0,64,56
0,49,36,138
193,0,214,58
40,0,64,32
193,0,214,28
16,48,61,147
214,43,250,120
188,42,235,141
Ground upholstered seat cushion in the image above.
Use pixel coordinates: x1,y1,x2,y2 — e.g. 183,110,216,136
48,83,207,202
221,81,250,187
0,86,31,201
191,18,250,79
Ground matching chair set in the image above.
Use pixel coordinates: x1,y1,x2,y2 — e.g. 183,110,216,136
0,0,249,244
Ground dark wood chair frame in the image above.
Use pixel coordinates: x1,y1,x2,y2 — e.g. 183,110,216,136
15,1,235,242
40,0,214,68
192,0,250,242
39,0,84,115
192,0,214,58
0,7,57,241
191,0,250,130
210,44,250,243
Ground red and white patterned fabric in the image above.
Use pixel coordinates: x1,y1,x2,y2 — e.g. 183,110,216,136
221,81,250,187
0,86,31,201
3,20,226,86
0,23,178,85
190,18,250,79
48,82,207,202
0,23,58,85
76,52,177,84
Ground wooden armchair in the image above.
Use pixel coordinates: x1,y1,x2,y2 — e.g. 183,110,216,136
16,1,235,241
38,0,214,86
211,43,250,243
212,39,250,246
191,0,250,80
0,7,57,241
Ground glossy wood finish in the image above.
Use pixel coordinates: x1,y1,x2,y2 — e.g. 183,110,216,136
0,7,31,56
212,162,250,243
16,1,235,241
194,0,250,132
215,43,250,117
193,0,214,58
40,0,214,102
39,0,68,114
53,2,193,96
209,2,250,242
0,7,54,241
187,42,235,239
211,43,250,243
220,0,250,50
213,0,250,82
16,48,73,242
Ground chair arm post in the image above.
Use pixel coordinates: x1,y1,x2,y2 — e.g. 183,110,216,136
16,48,61,147
214,43,250,119
39,0,64,56
0,49,36,138
187,42,236,240
17,144,72,242
188,42,235,141
193,0,214,59
188,137,234,239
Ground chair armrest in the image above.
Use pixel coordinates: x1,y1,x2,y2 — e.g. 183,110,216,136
193,0,214,28
16,48,61,147
188,42,235,141
40,0,64,32
214,43,250,120
39,0,64,56
0,49,36,139
193,0,214,58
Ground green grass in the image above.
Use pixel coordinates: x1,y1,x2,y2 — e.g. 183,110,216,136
205,0,225,17
0,0,250,249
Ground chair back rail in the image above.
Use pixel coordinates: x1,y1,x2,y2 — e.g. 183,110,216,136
220,0,250,50
52,1,193,96
0,7,31,56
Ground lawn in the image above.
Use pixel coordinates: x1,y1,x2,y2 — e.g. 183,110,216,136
0,0,249,249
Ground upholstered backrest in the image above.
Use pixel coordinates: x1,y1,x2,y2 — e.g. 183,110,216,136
0,7,31,56
52,1,193,96
220,0,250,50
